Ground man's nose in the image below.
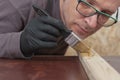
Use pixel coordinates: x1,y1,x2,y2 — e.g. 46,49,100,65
84,14,98,28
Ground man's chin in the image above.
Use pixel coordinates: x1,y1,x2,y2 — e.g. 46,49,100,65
79,33,93,40
74,33,87,40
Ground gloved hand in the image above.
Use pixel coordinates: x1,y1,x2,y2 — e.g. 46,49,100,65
20,15,71,57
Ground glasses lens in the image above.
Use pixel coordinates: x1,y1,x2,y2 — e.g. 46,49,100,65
77,2,96,16
104,18,115,26
98,14,115,26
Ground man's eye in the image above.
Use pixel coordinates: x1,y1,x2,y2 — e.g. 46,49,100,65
102,10,113,15
81,3,89,9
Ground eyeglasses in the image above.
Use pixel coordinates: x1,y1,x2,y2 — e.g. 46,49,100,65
76,0,118,27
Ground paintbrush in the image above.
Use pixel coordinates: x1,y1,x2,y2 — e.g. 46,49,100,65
33,5,120,80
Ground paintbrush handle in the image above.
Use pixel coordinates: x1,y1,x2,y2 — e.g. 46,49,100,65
32,5,49,16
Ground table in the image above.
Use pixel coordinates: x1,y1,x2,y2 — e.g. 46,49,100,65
0,56,88,80
0,56,119,80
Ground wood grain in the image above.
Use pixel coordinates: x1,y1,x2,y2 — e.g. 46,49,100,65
0,56,88,80
78,49,120,80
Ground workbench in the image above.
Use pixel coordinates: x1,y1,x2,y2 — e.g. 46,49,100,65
0,56,119,80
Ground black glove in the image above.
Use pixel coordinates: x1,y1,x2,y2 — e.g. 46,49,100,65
20,15,71,57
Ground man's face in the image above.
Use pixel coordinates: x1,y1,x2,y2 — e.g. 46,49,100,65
60,0,120,39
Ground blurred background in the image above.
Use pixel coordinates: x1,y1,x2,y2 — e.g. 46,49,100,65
84,22,120,56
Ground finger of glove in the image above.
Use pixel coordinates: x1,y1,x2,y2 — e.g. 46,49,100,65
32,22,61,37
29,30,57,42
37,16,71,38
37,16,66,32
28,36,57,49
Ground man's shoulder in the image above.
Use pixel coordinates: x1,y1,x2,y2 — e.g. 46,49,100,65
8,0,34,9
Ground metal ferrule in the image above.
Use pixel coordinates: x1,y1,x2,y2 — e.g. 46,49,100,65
65,32,82,47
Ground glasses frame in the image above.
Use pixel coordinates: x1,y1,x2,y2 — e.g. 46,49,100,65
76,0,118,27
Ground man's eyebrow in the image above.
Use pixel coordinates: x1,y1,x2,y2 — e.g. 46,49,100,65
88,0,98,5
88,0,115,14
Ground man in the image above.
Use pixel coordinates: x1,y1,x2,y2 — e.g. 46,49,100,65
0,0,119,58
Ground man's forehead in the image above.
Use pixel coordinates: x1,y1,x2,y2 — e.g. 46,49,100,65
88,0,120,12
91,0,120,4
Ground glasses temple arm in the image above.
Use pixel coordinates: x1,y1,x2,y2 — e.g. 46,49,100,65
116,8,119,21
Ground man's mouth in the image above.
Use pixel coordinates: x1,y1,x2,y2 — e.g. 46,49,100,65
76,23,89,34
80,27,89,33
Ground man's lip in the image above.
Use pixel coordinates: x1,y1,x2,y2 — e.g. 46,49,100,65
80,27,89,33
76,23,89,34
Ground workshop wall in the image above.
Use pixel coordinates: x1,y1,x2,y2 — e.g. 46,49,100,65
86,22,120,56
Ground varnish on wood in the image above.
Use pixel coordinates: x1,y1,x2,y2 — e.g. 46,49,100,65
65,32,120,80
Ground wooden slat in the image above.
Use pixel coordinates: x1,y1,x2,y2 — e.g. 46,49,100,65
73,41,120,80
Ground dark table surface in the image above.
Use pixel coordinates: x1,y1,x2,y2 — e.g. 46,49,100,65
0,56,119,80
0,56,89,80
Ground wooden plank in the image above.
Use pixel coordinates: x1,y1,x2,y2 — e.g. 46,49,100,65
73,41,120,80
